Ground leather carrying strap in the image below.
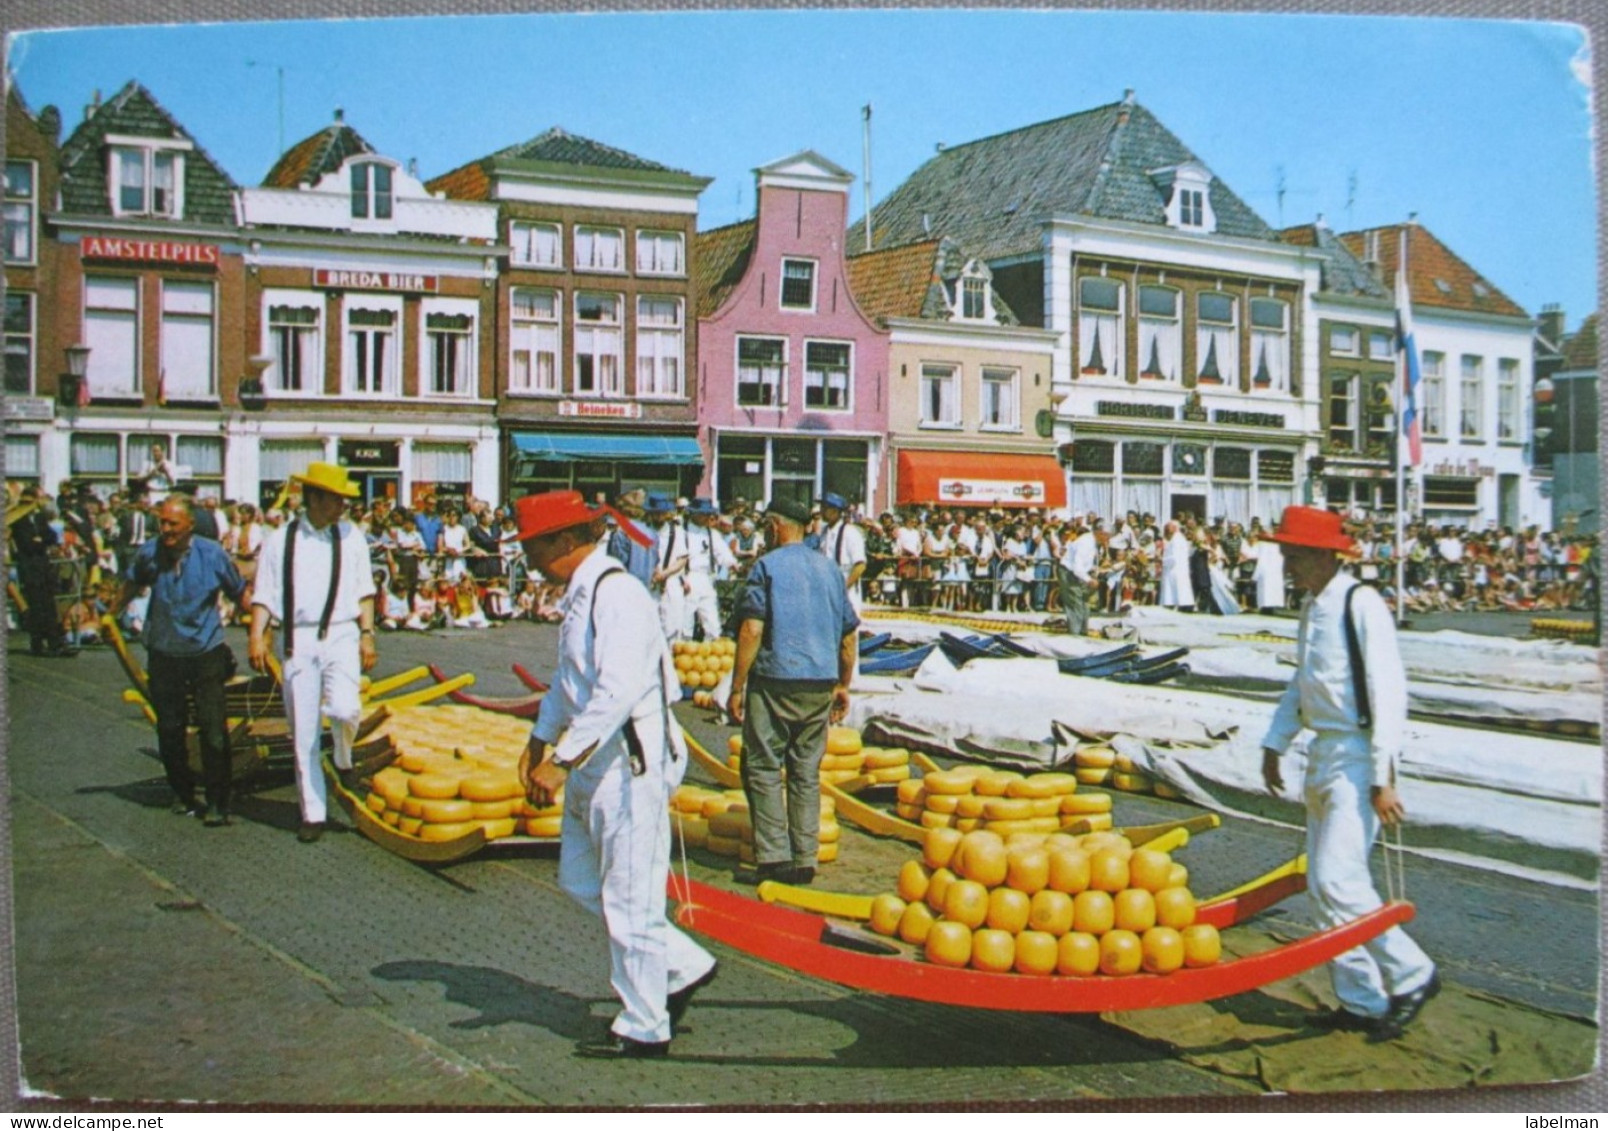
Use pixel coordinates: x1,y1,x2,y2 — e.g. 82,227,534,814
588,563,679,775
283,518,342,659
1343,584,1372,730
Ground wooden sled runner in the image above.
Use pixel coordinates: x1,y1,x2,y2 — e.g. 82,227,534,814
669,870,1412,1013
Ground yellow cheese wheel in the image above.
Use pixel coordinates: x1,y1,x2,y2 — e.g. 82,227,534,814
821,753,866,773
673,815,709,847
1113,753,1136,774
919,810,957,830
924,794,962,815
400,796,426,819
469,799,515,820
1153,781,1183,801
863,748,910,770
818,820,841,845
816,840,839,864
924,921,973,968
460,774,522,803
898,901,937,945
869,893,907,936
516,800,563,820
701,797,738,819
372,767,412,806
921,771,974,796
674,787,716,814
397,815,424,837
409,773,464,800
869,765,912,784
821,768,862,786
708,811,752,840
419,798,474,824
418,821,478,843
956,795,988,819
970,928,1016,974
727,734,743,758
896,779,927,806
398,749,452,774
895,802,925,821
380,809,402,827
1112,771,1154,794
923,827,964,870
706,834,743,857
1028,797,1064,818
1073,812,1114,833
948,763,992,780
1074,746,1117,769
973,772,1022,797
984,817,1061,836
1061,791,1113,815
982,797,1033,822
1074,766,1113,786
366,792,389,814
1014,930,1060,976
825,726,863,756
953,817,983,833
479,817,519,840
1057,931,1101,976
1008,772,1079,799
524,815,563,838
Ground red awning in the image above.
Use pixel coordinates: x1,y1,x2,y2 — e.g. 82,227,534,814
896,450,1067,509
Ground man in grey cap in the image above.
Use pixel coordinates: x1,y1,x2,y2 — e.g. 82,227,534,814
727,496,858,885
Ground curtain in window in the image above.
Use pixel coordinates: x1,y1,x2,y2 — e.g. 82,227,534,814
1124,480,1163,521
160,283,215,399
117,149,144,211
70,433,121,475
259,440,326,481
6,433,39,477
413,443,472,483
1210,483,1251,527
1069,477,1112,521
175,435,224,476
1255,486,1295,526
269,304,319,392
85,277,138,397
1196,294,1238,383
921,368,956,424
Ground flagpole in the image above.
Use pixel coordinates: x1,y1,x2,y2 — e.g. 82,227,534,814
1394,227,1408,628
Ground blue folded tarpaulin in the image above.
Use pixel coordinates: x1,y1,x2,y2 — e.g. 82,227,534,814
511,431,704,466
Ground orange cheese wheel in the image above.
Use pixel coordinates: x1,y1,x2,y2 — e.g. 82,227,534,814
1114,888,1157,933
923,827,964,870
365,792,389,814
953,817,983,833
898,860,932,903
420,798,474,824
955,794,988,819
821,753,866,773
1047,847,1093,894
701,797,738,819
1028,889,1075,936
459,774,521,803
517,800,563,820
1099,929,1144,976
674,787,716,814
1074,746,1117,769
479,818,519,840
1072,890,1116,935
896,779,927,806
409,773,463,800
372,768,412,806
924,921,973,968
396,816,424,837
898,901,937,945
825,726,863,756
924,867,957,913
869,894,906,937
400,796,426,819
470,799,516,820
1057,931,1101,976
986,887,1031,934
869,765,912,784
895,802,925,821
816,840,839,864
673,815,709,848
380,809,402,827
1128,849,1174,893
1005,845,1051,895
398,749,455,774
727,734,743,758
1154,887,1196,929
1181,924,1222,967
942,879,990,929
1141,927,1185,975
925,794,962,815
969,928,1015,973
955,834,1009,887
973,772,1022,797
1014,930,1060,976
920,810,958,830
1061,792,1113,815
418,821,478,843
524,815,563,838
1007,773,1079,799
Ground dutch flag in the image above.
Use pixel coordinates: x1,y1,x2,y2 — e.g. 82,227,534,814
1395,241,1423,468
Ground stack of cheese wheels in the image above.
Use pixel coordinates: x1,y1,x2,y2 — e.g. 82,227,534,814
363,703,561,841
896,764,1114,834
676,788,842,865
867,827,1221,977
726,727,904,789
820,726,866,786
674,639,735,696
1074,743,1157,797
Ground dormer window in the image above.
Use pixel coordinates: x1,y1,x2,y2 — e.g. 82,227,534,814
350,162,393,220
109,142,185,218
1178,188,1204,228
1150,162,1216,234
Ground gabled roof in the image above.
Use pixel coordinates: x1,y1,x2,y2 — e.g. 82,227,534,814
263,113,376,188
429,127,708,201
845,237,1022,326
1562,313,1598,370
1337,223,1527,319
58,81,235,223
1279,222,1390,300
692,219,756,320
857,96,1274,261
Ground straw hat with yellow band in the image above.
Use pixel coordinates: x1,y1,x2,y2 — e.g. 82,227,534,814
290,461,361,499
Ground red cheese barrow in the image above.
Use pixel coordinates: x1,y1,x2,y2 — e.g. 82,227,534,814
426,663,548,718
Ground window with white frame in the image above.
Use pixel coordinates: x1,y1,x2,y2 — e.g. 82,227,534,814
4,161,35,264
803,341,851,410
345,302,399,395
159,281,216,400
510,221,561,268
176,435,225,496
573,292,622,395
1497,358,1520,441
5,434,39,483
736,336,785,406
1328,373,1358,450
636,230,685,276
981,367,1019,430
1137,285,1180,380
1177,188,1205,228
1460,354,1484,439
509,287,560,394
5,292,33,395
267,297,322,393
1329,325,1359,356
780,259,816,311
1421,351,1446,438
350,161,393,220
425,309,475,396
1078,277,1124,376
1249,298,1289,390
111,144,182,218
1196,292,1238,384
1367,330,1395,361
636,296,683,397
961,276,989,321
575,226,624,272
920,363,960,427
84,276,139,398
70,434,122,488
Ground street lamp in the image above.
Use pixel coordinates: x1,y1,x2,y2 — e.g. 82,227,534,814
57,344,91,407
238,353,273,411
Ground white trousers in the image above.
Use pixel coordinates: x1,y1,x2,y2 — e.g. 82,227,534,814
682,573,722,641
281,620,362,825
559,735,715,1044
1304,746,1436,1018
657,581,687,644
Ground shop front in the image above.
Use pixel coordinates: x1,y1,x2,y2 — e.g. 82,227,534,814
255,433,481,513
711,431,879,514
893,449,1066,512
1067,434,1301,528
508,430,703,503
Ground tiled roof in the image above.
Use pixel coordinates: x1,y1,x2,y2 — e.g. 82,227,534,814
1337,223,1527,319
1562,313,1597,370
691,219,756,320
424,159,492,202
845,239,943,322
491,127,688,174
1279,222,1390,300
861,98,1274,261
58,81,235,223
263,116,375,187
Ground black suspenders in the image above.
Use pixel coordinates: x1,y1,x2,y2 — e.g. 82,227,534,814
282,519,342,659
1342,584,1372,730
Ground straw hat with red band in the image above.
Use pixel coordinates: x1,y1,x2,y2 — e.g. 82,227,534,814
1267,505,1356,554
511,490,652,548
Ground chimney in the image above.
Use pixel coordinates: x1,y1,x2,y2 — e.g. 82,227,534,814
83,89,101,122
935,141,946,153
407,157,419,178
38,105,61,143
1314,212,1327,230
1539,303,1566,345
334,107,344,123
1118,88,1134,125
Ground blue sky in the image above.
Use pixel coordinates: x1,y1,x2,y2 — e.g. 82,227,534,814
8,9,1597,327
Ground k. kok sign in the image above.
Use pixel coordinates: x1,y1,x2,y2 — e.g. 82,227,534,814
939,477,1044,503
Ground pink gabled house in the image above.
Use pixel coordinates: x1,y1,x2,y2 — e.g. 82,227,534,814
694,151,889,514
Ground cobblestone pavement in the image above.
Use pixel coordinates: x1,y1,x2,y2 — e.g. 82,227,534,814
2,621,1599,1109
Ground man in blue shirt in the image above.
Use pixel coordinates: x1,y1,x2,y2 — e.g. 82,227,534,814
606,488,657,589
726,496,859,885
116,495,247,826
412,496,444,560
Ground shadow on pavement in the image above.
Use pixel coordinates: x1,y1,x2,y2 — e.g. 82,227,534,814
373,959,602,1040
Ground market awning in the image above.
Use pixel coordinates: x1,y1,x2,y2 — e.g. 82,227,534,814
511,431,704,466
896,450,1067,509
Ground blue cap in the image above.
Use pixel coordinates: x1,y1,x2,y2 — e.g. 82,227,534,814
818,491,848,511
687,497,719,517
644,493,675,513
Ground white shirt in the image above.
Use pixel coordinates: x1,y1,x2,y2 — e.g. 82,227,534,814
253,518,376,627
1062,531,1098,583
441,523,470,557
894,526,923,556
819,519,867,578
684,524,736,576
531,545,684,768
1261,572,1406,788
655,521,687,572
